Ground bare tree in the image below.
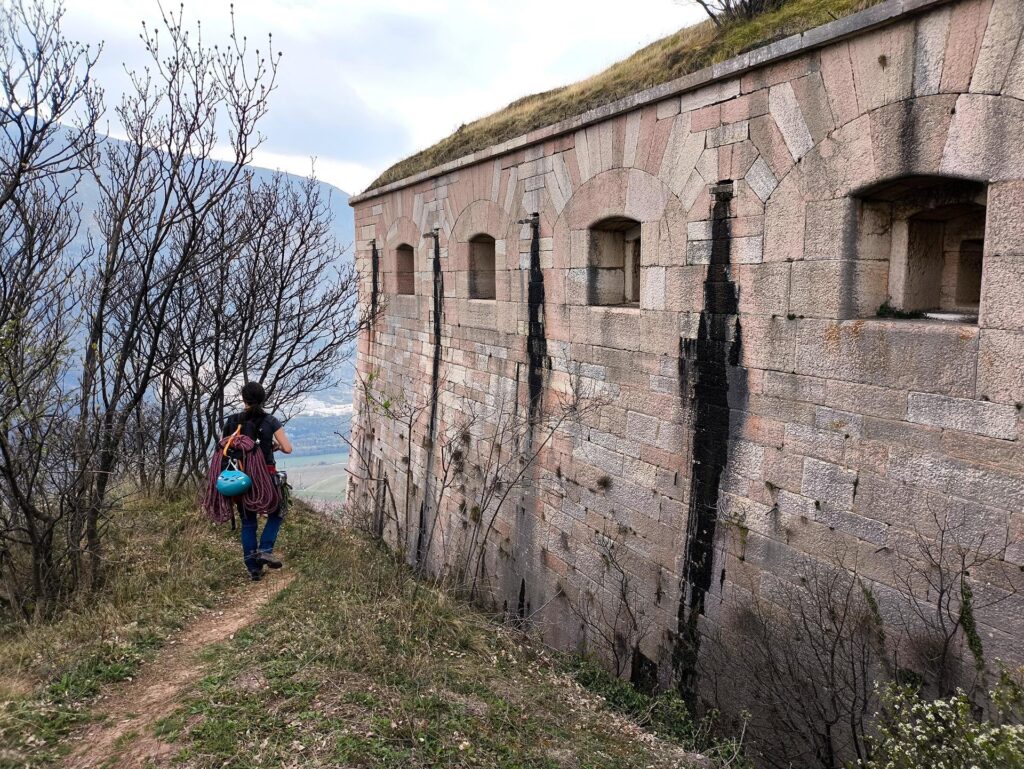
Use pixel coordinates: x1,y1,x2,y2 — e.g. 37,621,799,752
0,179,86,619
565,532,652,678
706,556,887,769
0,0,100,212
457,363,603,600
682,0,788,26
70,4,279,586
164,171,364,485
891,505,1021,700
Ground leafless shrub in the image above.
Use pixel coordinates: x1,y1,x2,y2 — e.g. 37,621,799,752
682,0,789,26
890,504,1021,700
705,556,887,769
565,532,652,679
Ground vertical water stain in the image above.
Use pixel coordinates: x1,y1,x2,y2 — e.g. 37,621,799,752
525,212,548,419
369,239,380,325
674,181,747,703
416,229,444,566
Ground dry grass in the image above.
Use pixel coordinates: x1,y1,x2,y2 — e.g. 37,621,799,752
163,511,749,767
368,0,884,191
0,493,241,767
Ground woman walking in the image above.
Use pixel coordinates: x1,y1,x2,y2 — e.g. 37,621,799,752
223,382,293,580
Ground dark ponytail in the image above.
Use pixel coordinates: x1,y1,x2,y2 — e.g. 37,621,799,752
241,381,267,418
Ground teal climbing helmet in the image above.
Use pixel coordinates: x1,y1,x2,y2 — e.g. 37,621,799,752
216,468,252,497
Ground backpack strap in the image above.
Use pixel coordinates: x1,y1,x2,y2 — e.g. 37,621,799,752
222,425,242,458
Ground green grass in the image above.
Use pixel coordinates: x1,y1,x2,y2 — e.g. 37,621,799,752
0,493,242,768
0,497,749,768
368,0,884,191
168,512,747,768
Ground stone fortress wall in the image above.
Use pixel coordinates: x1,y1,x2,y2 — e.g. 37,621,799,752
346,0,1024,695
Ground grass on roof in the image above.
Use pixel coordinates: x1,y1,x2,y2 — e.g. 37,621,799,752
368,0,885,191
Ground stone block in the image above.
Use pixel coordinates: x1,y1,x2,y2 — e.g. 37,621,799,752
912,6,951,96
980,255,1024,331
763,173,805,263
688,219,713,241
707,120,749,148
800,115,876,200
907,391,1018,440
641,265,666,311
789,259,889,319
987,182,1024,254
848,23,914,113
824,380,907,421
887,447,1024,511
815,407,863,437
939,428,1024,475
664,266,705,312
803,199,856,261
656,98,680,120
869,94,957,180
763,446,804,493
790,72,835,145
1005,33,1024,101
971,0,1024,94
626,410,662,447
815,506,888,546
739,316,797,372
679,79,741,114
749,114,795,181
784,423,847,463
764,371,826,403
820,41,860,127
729,439,765,479
732,236,764,265
943,2,991,92
658,114,706,197
745,156,779,202
977,329,1024,405
625,168,671,223
721,90,769,123
863,416,942,450
737,263,790,316
687,239,712,265
794,319,979,397
942,94,1024,181
768,82,814,161
802,457,858,511
692,104,722,132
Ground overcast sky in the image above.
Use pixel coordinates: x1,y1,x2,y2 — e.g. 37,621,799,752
62,0,705,195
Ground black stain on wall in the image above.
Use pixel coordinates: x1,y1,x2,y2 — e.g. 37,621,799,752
674,181,747,703
416,229,444,567
370,239,380,325
525,212,549,419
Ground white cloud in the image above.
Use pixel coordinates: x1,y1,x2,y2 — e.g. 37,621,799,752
63,0,706,194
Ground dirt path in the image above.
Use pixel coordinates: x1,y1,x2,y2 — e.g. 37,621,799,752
64,571,294,769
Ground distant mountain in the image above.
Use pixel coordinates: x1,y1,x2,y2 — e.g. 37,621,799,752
54,131,357,440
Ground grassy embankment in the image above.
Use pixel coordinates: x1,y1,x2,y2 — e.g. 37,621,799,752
0,494,241,768
369,0,884,191
1,498,746,768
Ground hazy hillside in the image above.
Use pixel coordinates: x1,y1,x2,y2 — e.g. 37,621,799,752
63,134,357,461
67,135,354,258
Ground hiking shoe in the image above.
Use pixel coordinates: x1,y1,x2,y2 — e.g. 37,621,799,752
255,552,283,569
249,570,264,582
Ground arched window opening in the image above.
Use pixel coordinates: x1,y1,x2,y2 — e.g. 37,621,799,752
469,234,496,300
395,243,415,295
588,216,641,307
859,176,986,322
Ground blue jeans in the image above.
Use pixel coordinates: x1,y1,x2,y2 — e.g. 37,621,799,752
239,503,283,575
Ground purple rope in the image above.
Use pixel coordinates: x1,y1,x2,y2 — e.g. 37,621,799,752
201,434,280,522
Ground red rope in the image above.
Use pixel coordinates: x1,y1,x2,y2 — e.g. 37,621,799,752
201,434,280,522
